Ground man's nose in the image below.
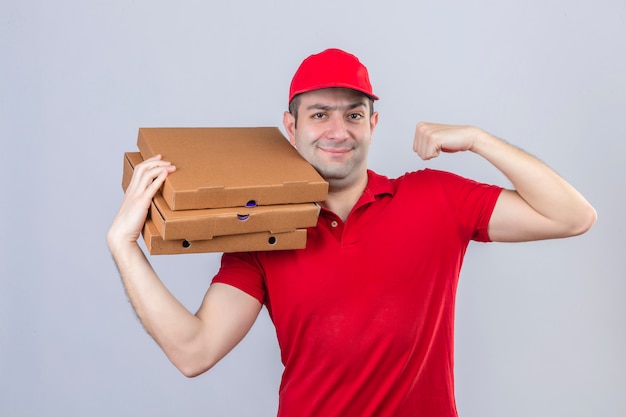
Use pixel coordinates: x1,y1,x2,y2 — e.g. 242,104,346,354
326,115,349,140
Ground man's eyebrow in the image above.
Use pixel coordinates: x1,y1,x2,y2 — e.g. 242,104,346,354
305,101,368,112
306,104,336,111
347,101,367,110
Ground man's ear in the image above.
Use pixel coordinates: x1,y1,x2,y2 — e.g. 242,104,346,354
283,111,297,145
370,111,379,138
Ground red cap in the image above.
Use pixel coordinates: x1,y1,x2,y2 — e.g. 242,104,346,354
288,48,379,103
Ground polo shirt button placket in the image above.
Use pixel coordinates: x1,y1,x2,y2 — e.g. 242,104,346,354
328,218,344,241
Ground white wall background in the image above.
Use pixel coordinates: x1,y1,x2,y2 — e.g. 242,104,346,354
1,1,624,416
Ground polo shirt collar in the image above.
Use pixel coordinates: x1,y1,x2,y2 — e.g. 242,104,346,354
356,169,394,207
319,170,394,218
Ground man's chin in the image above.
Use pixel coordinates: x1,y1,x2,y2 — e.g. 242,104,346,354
312,165,351,181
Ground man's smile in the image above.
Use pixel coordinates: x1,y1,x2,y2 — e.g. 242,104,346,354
317,145,353,155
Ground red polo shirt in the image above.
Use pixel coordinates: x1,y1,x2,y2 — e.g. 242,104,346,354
213,169,502,417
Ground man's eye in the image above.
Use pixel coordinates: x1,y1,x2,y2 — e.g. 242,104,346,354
313,113,325,119
348,113,363,120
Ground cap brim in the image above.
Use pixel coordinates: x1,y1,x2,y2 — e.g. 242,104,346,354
290,84,379,103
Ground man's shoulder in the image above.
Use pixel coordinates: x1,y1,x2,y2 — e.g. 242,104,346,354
393,168,488,185
384,168,459,186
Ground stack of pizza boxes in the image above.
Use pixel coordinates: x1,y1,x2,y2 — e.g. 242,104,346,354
122,127,328,255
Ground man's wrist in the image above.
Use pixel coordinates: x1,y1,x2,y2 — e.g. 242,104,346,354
469,128,499,156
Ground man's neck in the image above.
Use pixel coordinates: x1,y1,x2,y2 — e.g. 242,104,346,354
321,172,368,222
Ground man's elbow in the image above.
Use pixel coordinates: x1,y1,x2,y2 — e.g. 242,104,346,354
568,203,597,237
167,347,221,378
178,364,212,379
175,358,217,379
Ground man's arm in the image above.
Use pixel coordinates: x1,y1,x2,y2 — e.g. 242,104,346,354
413,122,597,242
107,155,262,377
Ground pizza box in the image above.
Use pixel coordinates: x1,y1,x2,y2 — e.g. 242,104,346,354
136,127,328,210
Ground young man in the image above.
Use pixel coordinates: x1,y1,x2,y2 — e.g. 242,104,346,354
107,48,596,416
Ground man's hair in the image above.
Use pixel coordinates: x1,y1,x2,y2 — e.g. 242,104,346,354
288,92,375,128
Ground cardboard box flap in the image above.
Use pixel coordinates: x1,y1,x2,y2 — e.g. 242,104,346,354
151,196,320,240
136,127,328,210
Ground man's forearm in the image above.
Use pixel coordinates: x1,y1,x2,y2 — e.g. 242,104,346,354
108,239,207,370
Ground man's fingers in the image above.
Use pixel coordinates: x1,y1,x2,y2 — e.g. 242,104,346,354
413,122,478,160
413,124,441,160
128,156,176,193
146,167,171,194
138,155,173,173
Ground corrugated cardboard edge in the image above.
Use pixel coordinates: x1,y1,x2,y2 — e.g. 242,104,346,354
121,152,137,192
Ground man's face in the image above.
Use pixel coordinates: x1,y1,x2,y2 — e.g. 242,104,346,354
283,88,378,188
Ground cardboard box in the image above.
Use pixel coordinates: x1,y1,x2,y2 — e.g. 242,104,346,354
123,152,320,241
137,127,328,210
142,219,307,255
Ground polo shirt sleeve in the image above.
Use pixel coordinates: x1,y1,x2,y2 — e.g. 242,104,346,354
426,169,503,242
211,252,266,304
